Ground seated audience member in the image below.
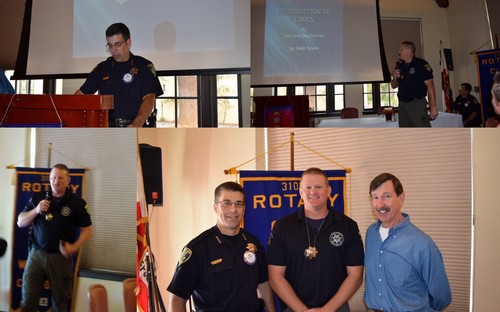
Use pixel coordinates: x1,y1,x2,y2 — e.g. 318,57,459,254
453,82,482,127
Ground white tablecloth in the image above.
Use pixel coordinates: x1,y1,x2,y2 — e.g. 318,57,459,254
317,112,463,128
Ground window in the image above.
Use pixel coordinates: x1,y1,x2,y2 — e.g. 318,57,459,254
363,82,398,111
216,74,241,128
156,75,198,128
251,83,345,115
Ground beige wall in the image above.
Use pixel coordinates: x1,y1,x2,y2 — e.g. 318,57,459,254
472,129,500,311
137,128,265,308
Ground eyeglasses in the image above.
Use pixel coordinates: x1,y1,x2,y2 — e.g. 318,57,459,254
105,40,127,51
215,200,245,209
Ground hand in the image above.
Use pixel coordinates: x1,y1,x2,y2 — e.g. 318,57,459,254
59,240,78,258
429,107,439,120
36,199,50,214
393,69,401,79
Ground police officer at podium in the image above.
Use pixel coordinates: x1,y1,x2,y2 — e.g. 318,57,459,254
75,23,163,127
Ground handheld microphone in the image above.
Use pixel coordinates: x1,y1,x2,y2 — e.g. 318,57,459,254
395,60,404,80
43,191,53,221
40,192,50,216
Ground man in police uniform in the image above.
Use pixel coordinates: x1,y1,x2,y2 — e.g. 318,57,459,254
75,23,163,127
167,182,275,312
267,168,364,312
17,164,92,312
391,41,438,127
453,82,482,127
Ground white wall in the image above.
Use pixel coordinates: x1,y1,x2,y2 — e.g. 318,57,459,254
446,0,492,96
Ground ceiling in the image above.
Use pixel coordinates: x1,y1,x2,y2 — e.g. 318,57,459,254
0,0,26,70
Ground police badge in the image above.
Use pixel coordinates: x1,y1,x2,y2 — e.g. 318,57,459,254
244,243,257,265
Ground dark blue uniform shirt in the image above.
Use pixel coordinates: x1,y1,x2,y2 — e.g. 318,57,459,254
24,189,91,253
267,207,364,309
79,54,163,120
397,57,434,102
167,226,268,312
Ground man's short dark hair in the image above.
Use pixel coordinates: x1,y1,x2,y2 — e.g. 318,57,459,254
52,163,70,174
401,41,416,54
461,83,472,93
106,23,130,40
300,167,329,186
369,173,404,196
214,181,245,202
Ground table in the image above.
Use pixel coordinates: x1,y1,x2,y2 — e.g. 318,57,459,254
317,112,463,128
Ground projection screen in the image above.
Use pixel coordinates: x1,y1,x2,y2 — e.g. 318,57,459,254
22,0,250,77
251,0,390,86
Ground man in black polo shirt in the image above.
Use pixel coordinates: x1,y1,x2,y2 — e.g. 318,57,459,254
391,41,438,127
267,168,364,312
17,164,92,312
167,182,275,312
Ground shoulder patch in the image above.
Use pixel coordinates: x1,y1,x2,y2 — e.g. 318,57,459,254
178,247,192,265
147,63,157,77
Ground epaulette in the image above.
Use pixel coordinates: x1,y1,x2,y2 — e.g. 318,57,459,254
186,226,216,248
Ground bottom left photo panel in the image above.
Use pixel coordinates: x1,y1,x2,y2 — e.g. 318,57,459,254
0,128,137,312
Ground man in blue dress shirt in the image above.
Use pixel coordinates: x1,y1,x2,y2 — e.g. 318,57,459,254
364,173,451,312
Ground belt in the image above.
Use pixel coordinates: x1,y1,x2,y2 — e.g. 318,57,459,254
399,97,424,102
109,118,133,128
368,309,383,312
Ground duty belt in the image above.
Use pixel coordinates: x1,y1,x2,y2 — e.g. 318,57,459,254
109,118,133,128
399,96,424,102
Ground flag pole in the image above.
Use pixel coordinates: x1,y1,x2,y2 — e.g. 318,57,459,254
290,132,294,171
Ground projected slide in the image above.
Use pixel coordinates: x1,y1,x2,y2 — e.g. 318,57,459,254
73,0,235,57
263,0,343,77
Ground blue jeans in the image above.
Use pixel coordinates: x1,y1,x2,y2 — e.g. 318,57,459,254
21,248,73,312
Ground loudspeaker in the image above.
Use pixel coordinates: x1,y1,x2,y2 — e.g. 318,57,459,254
139,144,163,206
435,0,449,8
444,48,454,71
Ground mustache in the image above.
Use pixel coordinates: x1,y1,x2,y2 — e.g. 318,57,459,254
376,206,391,213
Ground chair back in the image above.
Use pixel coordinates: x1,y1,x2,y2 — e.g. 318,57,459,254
88,284,109,312
123,278,137,312
340,107,359,119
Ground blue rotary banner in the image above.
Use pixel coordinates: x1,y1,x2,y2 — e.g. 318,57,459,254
476,48,500,123
11,167,85,311
240,170,347,252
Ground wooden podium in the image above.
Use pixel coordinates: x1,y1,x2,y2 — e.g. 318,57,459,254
0,94,113,127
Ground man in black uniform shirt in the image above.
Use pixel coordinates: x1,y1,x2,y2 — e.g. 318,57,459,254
453,82,482,127
75,23,163,127
17,164,92,312
391,41,438,127
267,168,364,312
167,182,275,312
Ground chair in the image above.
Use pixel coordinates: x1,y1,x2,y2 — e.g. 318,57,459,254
340,107,359,119
88,284,109,312
123,278,137,312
